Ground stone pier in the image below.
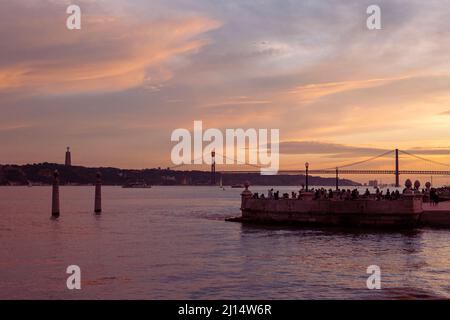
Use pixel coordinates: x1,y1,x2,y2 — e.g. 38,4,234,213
233,184,450,228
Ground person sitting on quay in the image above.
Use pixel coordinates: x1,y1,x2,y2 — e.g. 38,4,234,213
320,188,326,199
274,191,280,200
364,188,371,198
433,192,440,206
314,189,320,200
268,188,274,199
376,190,384,201
328,189,334,199
430,188,439,206
389,189,400,200
345,189,351,200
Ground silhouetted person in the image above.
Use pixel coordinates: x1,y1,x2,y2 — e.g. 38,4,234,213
345,189,351,200
430,188,439,206
314,190,320,200
385,189,391,200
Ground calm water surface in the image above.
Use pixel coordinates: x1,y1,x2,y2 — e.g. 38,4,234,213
1,186,450,299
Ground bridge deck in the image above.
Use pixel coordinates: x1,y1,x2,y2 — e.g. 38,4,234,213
220,170,450,175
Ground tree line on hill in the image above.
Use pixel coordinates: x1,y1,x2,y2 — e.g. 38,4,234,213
0,163,360,187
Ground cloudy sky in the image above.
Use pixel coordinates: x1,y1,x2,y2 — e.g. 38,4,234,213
2,0,450,182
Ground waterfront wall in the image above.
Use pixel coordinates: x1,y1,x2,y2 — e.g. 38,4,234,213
420,202,450,227
240,191,423,227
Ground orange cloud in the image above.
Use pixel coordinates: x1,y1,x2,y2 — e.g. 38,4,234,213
288,76,411,103
0,15,220,94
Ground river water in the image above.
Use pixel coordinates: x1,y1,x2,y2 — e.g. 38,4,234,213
1,186,450,299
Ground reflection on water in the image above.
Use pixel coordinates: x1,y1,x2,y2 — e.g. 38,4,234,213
1,186,450,299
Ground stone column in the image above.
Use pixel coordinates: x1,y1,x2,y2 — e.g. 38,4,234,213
94,172,102,214
51,170,60,217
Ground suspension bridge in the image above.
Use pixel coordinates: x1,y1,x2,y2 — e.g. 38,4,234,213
170,149,450,188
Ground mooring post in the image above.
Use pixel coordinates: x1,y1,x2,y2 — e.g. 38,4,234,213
94,172,102,214
51,170,60,217
395,149,400,187
336,167,339,191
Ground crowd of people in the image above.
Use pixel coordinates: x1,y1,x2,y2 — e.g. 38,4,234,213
250,187,432,202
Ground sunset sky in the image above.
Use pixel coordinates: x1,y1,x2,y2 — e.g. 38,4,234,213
2,0,450,184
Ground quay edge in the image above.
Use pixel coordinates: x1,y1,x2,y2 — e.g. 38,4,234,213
226,183,450,229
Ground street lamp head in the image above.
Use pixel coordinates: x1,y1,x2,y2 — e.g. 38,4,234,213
305,162,309,169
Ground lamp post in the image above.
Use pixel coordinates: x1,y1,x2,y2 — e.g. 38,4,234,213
305,162,309,192
336,167,339,191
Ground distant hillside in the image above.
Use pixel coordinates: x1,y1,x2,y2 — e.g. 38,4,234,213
0,163,360,187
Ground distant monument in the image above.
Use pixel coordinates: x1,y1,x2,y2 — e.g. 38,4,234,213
65,147,72,166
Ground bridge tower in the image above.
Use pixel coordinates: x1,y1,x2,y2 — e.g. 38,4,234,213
395,149,400,187
211,151,216,185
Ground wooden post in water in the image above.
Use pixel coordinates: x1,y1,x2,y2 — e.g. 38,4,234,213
51,170,60,217
94,172,102,214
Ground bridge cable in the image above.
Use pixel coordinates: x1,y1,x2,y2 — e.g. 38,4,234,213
399,150,450,168
320,150,395,170
215,152,263,169
168,155,205,170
